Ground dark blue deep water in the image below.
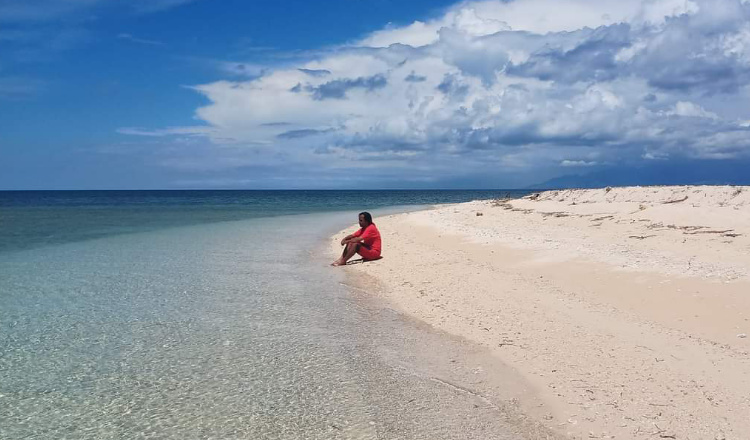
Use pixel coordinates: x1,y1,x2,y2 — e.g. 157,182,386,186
0,190,529,253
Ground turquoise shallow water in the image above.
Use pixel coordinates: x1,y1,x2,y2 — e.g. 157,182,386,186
0,191,547,439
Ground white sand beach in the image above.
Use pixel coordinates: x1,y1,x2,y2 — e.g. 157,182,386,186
331,186,750,440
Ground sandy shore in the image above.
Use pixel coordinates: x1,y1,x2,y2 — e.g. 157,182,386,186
331,186,750,440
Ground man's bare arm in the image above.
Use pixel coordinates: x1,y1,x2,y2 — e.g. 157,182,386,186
340,233,360,245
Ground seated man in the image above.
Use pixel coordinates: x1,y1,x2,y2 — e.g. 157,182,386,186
332,211,381,266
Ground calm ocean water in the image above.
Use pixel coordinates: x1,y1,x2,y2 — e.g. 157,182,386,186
0,190,528,254
0,190,540,439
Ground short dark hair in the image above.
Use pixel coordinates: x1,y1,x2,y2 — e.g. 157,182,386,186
359,211,373,224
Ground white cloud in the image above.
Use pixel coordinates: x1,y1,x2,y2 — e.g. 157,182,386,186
561,160,598,167
359,0,698,49
122,0,750,183
361,20,439,48
665,101,719,119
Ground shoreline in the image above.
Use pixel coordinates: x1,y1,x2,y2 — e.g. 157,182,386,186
330,185,750,439
4,206,559,439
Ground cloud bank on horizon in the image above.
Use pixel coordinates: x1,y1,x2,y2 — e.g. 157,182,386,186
124,0,750,187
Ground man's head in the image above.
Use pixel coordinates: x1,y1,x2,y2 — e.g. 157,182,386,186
358,211,373,227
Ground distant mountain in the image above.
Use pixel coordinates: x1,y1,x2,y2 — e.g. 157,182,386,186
528,160,750,189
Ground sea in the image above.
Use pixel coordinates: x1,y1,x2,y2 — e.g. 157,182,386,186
0,190,541,440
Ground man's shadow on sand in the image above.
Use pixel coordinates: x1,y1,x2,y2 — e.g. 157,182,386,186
341,256,383,265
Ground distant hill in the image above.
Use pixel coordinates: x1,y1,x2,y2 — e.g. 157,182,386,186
528,160,750,189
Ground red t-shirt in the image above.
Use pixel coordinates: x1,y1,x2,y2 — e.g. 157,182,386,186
353,223,381,253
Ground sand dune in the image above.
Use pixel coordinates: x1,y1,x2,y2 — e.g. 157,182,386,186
332,186,750,440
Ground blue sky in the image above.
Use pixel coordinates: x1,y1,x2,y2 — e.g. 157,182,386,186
1,0,750,189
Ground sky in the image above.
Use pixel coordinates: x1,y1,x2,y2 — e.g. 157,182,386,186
1,0,749,189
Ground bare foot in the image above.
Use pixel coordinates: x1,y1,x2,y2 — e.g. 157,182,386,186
331,259,345,266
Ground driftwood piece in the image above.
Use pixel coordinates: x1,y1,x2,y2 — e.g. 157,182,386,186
671,225,707,231
649,223,708,232
540,211,570,218
491,201,535,214
662,195,688,204
683,229,734,235
592,215,615,222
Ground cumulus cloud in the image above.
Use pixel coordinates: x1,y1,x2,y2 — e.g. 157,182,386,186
298,73,388,100
665,101,719,119
123,0,750,185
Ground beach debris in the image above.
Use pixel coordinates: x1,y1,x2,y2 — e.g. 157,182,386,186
496,201,535,214
529,193,541,200
683,229,734,235
541,211,570,218
652,423,677,438
476,212,483,216
673,225,706,231
605,187,612,193
592,215,614,222
738,333,747,339
629,235,656,240
663,195,688,204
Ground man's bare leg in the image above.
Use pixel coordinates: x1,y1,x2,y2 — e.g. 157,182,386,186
332,242,358,266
